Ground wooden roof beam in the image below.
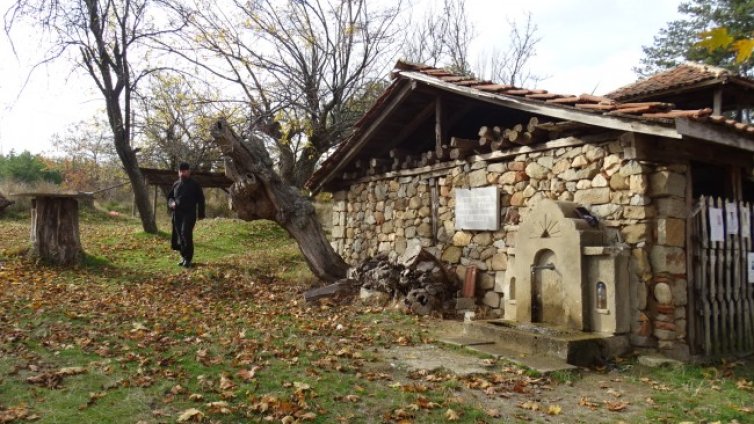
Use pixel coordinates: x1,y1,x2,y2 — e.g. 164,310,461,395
311,80,417,192
676,118,754,153
400,71,682,139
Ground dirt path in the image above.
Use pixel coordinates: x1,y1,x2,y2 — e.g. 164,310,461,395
378,344,653,423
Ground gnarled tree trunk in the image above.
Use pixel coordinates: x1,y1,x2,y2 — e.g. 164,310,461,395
0,192,13,213
210,119,348,282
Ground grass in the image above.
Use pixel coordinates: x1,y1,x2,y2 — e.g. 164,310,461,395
631,360,754,423
1,210,753,423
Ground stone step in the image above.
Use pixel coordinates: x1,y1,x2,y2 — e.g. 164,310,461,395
467,343,578,374
436,336,578,373
460,319,629,367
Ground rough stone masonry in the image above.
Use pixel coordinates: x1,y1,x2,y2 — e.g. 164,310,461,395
330,133,690,358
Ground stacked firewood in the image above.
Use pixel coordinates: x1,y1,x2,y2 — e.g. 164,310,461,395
304,246,459,315
341,117,548,180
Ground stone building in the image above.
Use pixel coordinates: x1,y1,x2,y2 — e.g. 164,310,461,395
306,61,754,361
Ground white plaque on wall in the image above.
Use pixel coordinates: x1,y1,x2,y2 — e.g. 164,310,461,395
748,252,754,284
455,187,500,231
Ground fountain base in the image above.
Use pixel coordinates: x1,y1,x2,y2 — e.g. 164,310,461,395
461,319,630,367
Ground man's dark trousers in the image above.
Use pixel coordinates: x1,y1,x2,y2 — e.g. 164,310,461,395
168,177,205,265
172,212,196,263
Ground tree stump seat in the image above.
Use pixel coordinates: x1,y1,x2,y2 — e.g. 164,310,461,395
11,192,90,265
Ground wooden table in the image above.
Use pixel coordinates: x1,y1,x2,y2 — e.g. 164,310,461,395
11,192,91,265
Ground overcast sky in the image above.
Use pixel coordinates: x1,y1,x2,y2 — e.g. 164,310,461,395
0,0,682,155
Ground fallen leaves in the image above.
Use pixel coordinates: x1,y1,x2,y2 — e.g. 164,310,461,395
0,405,29,424
444,408,460,421
25,366,87,389
547,404,562,416
176,408,204,422
736,378,753,391
604,400,629,412
236,365,262,381
4,218,754,424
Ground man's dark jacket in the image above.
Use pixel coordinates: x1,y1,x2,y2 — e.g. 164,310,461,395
168,177,205,256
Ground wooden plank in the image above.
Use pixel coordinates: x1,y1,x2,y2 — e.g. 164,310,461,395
686,165,697,354
303,279,359,302
732,199,744,352
628,132,754,168
435,95,445,151
723,197,735,352
710,196,720,355
713,197,724,354
310,80,416,192
399,71,683,139
430,178,438,245
384,101,436,155
741,202,754,352
676,118,754,153
699,196,712,355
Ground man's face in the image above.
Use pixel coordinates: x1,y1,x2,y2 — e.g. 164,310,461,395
179,169,191,179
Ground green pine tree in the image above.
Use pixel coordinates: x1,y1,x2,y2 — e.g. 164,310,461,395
637,0,754,76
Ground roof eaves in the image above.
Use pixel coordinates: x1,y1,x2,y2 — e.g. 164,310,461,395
399,70,682,140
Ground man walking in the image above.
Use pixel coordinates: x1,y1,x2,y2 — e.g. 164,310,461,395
168,163,205,268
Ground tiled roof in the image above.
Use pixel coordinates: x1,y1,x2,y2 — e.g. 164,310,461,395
306,60,754,191
691,114,754,136
606,62,754,101
393,61,713,119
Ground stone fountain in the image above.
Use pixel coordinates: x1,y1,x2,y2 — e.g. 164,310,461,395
459,199,631,367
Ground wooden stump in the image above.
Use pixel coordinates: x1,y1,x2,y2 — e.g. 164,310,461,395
0,192,13,213
29,196,84,265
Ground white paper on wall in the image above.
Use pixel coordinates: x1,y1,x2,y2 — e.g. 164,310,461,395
741,206,751,240
709,207,725,242
748,252,754,284
725,202,739,235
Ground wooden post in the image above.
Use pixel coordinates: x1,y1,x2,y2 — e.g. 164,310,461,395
685,164,697,354
435,95,445,152
713,88,723,116
152,184,158,224
430,177,438,245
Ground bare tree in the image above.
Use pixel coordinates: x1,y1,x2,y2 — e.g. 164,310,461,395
161,0,401,188
4,0,185,233
134,73,244,172
476,13,543,87
403,0,475,74
51,116,116,168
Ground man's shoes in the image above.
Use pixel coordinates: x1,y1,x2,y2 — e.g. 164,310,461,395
182,261,193,268
178,258,186,267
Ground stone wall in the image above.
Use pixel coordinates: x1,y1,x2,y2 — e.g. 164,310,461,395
330,133,690,356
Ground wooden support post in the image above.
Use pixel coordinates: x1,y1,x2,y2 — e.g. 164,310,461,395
152,184,158,224
435,95,445,152
713,88,723,116
430,177,438,245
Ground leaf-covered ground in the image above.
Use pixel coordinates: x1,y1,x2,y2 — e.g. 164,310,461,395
1,211,753,423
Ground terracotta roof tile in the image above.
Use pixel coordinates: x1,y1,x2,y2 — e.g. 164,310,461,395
605,62,747,101
692,114,754,134
306,60,753,191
